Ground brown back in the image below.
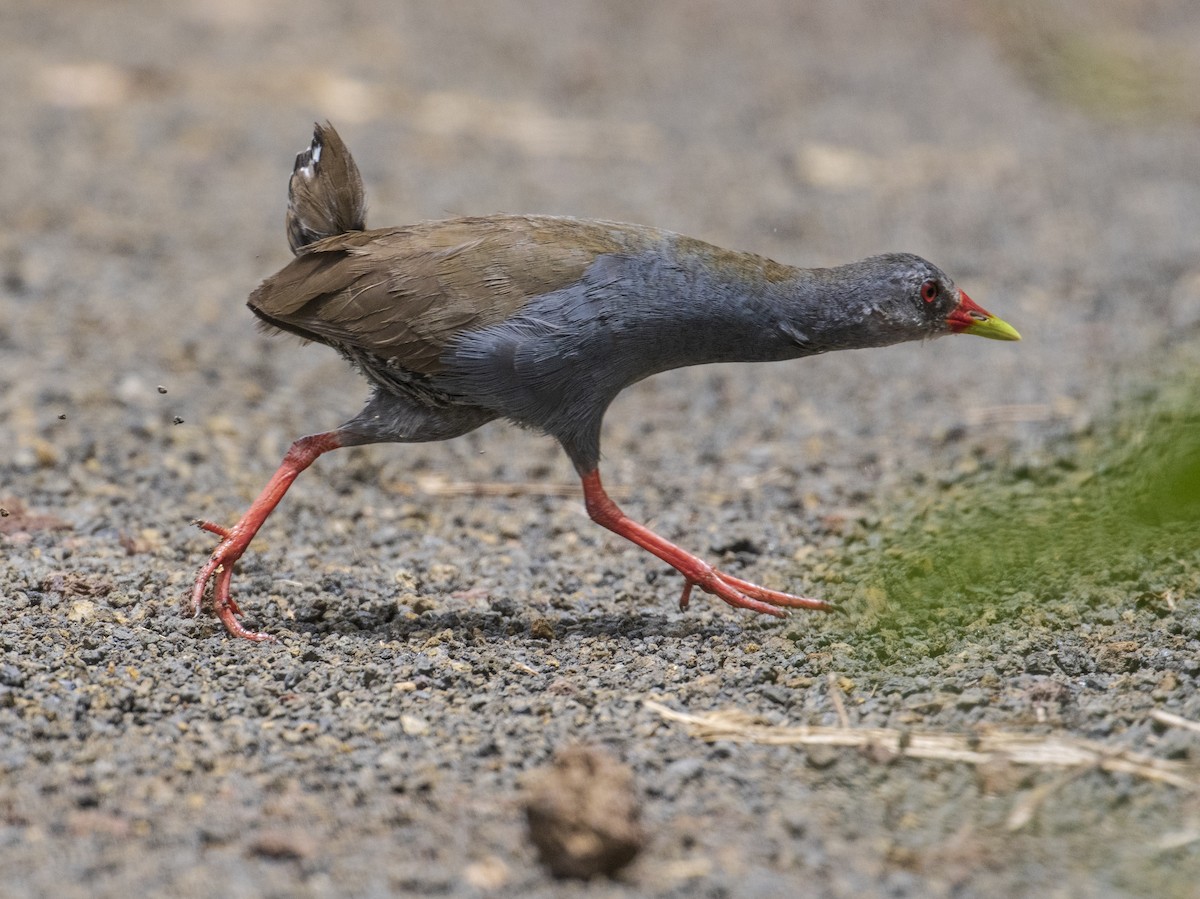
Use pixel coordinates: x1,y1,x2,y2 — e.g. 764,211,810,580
250,215,658,374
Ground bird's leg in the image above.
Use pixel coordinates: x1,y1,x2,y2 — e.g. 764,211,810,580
191,431,345,641
580,469,832,616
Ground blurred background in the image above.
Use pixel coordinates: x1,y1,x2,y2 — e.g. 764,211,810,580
2,1,1200,896
4,0,1195,465
3,0,1198,491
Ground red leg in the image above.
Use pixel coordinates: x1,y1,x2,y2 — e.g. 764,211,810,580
191,431,344,641
581,469,832,617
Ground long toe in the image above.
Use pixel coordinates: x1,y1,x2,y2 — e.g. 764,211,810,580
694,573,790,617
210,563,274,642
711,570,833,613
191,558,220,616
715,588,791,617
216,609,275,642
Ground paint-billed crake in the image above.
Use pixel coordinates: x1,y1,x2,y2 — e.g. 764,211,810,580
192,123,1019,641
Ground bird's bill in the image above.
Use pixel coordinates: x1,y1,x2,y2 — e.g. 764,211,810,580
947,291,1021,341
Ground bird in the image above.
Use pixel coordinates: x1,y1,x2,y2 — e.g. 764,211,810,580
191,122,1020,641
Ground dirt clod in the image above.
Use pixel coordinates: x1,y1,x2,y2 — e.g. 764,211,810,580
524,745,644,879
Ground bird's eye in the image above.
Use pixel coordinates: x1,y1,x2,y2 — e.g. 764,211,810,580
920,280,939,303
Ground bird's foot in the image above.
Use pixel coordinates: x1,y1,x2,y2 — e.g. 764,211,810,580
678,564,833,617
187,431,344,642
190,521,276,642
580,469,833,621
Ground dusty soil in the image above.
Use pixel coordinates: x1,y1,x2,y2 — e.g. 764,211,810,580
3,1,1200,896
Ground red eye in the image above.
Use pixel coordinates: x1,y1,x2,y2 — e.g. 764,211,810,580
920,280,938,303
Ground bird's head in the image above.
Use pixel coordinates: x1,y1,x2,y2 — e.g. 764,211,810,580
839,254,1021,347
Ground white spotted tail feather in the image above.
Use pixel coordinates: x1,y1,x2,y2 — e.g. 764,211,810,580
285,122,367,255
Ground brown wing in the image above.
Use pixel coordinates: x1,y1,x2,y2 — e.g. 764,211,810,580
249,215,654,374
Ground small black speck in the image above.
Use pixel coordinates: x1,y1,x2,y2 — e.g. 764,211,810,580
0,508,9,517
57,413,67,420
173,416,184,425
157,385,168,394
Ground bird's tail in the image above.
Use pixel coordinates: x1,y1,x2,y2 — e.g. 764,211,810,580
285,122,367,255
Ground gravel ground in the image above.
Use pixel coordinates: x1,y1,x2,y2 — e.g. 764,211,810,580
3,2,1200,896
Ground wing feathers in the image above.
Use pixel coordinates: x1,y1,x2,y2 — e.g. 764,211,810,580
249,215,650,374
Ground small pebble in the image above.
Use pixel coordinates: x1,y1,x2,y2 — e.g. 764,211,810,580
248,830,317,861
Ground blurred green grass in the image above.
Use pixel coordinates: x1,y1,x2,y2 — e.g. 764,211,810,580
848,381,1200,619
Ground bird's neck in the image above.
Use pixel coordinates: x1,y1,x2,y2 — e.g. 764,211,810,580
653,244,886,366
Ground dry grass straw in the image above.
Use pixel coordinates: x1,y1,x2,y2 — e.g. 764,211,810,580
644,700,1200,793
